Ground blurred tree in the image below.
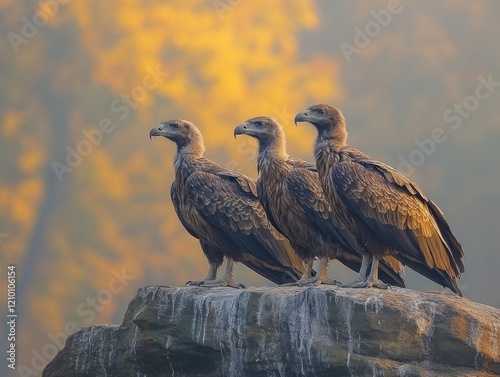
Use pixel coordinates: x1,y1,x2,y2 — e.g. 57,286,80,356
1,0,339,373
3,2,498,376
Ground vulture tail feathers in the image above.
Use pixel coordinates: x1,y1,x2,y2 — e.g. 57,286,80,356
241,260,300,285
377,260,406,288
396,254,462,296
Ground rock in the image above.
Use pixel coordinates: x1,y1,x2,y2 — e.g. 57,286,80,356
42,286,500,377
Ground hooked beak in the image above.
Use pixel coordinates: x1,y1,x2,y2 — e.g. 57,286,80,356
149,127,160,140
233,123,248,139
150,124,170,140
294,111,309,126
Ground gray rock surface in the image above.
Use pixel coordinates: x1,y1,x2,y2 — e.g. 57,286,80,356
43,285,500,377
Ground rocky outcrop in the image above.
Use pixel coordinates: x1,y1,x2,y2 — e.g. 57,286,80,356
43,286,500,377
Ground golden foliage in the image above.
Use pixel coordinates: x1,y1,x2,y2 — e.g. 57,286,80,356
0,4,340,356
3,1,495,372
70,0,339,151
2,110,21,136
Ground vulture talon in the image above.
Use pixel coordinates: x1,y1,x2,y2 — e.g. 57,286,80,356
341,278,388,290
367,280,389,290
318,278,341,286
200,281,245,289
341,279,369,289
185,280,203,286
294,277,319,287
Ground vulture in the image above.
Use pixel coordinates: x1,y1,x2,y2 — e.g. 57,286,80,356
295,104,465,295
234,116,405,287
149,119,307,287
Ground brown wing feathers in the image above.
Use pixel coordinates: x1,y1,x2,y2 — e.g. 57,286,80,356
294,104,464,294
153,112,464,294
286,167,405,286
185,170,305,282
337,160,462,278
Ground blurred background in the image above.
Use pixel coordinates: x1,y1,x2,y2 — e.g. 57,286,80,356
1,0,499,374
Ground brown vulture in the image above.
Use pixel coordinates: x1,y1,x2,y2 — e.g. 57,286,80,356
295,104,465,295
234,116,405,287
149,119,307,287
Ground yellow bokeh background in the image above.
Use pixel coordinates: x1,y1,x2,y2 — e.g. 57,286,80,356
1,1,499,374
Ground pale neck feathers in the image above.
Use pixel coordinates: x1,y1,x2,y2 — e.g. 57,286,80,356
257,130,289,174
174,132,205,171
315,120,348,153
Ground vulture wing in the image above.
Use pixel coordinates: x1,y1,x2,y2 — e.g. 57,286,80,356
333,157,463,294
185,170,304,284
286,168,359,252
256,177,286,236
170,180,199,239
287,168,405,287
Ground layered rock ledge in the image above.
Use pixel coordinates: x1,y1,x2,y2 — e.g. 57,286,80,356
43,285,500,377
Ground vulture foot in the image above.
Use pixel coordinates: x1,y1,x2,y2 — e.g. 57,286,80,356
197,278,246,289
316,278,341,286
366,279,389,289
341,277,367,288
342,278,389,289
292,276,320,287
281,276,319,287
202,281,246,289
283,276,341,287
341,278,366,288
281,281,299,287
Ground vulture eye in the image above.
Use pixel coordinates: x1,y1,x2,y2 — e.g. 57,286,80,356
318,109,326,116
256,121,264,127
170,123,180,130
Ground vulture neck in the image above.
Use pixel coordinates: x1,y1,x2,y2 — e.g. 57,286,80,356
257,134,289,174
313,126,348,207
314,123,348,153
174,136,205,172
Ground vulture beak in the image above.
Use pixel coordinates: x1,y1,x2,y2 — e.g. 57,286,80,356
294,111,309,126
149,124,167,140
149,127,159,140
233,123,247,139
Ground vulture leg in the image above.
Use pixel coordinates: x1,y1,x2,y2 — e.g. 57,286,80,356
342,253,371,288
314,257,341,285
302,258,314,280
364,257,389,289
344,256,389,289
283,258,315,286
185,261,218,286
199,258,246,289
290,257,340,286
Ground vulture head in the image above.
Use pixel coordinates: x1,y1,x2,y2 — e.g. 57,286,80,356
233,116,284,147
294,104,347,142
149,119,204,152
